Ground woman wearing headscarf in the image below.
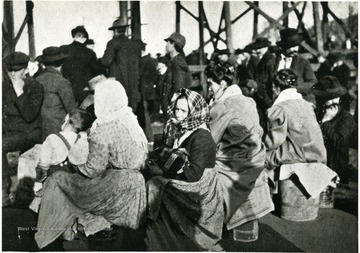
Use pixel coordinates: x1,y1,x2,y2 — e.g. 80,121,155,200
35,79,148,249
145,88,224,251
205,63,272,235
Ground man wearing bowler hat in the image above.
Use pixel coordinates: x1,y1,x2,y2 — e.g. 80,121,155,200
259,28,317,108
162,32,192,118
312,76,355,184
2,52,44,206
36,47,77,141
101,19,142,113
61,25,103,104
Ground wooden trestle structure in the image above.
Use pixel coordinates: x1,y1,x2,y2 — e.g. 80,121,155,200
2,1,357,79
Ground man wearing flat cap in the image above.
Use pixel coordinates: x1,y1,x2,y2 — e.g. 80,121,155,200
312,76,355,184
36,46,77,141
60,25,103,104
2,52,45,206
162,32,192,119
100,18,142,113
260,28,317,107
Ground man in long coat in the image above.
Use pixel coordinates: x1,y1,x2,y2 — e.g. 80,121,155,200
162,32,192,119
61,26,102,103
100,19,142,113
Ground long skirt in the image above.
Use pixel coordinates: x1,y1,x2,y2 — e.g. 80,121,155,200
145,169,224,251
35,169,146,249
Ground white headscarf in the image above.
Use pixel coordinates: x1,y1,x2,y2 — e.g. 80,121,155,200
91,79,148,150
93,79,133,127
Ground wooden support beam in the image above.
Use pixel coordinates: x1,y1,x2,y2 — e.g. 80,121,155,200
322,2,353,39
208,6,252,49
200,5,226,48
291,2,316,50
282,2,289,27
13,15,28,49
131,1,141,40
119,1,128,35
258,1,301,38
321,1,329,41
247,1,318,56
296,1,307,30
26,1,35,59
214,4,226,50
198,1,205,65
245,1,280,28
232,7,252,25
253,1,258,40
224,1,233,53
176,1,181,33
177,0,227,48
3,0,15,55
312,2,324,54
178,3,198,22
198,1,206,96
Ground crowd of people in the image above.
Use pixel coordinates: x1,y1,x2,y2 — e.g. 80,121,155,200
2,18,357,251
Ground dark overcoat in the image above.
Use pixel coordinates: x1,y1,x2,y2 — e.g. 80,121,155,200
101,34,142,112
60,41,102,103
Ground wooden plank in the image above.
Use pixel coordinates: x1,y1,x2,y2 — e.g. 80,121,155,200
189,65,206,72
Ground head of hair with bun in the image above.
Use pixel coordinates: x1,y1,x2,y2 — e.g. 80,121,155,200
274,69,298,91
205,62,237,86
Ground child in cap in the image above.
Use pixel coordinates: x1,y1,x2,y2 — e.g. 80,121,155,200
15,109,93,211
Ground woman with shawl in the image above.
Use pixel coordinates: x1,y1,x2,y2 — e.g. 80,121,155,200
205,63,272,234
145,88,224,251
35,79,148,249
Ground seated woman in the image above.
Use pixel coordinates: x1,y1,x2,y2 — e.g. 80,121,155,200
312,75,355,184
205,63,271,233
265,69,337,199
145,88,224,251
34,79,148,249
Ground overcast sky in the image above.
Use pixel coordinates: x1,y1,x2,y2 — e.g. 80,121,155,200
12,1,358,59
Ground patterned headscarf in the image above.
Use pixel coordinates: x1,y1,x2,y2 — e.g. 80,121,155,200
164,88,209,147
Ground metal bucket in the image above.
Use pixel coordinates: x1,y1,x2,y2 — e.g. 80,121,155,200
279,178,320,221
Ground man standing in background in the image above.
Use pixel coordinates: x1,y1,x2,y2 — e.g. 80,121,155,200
163,32,192,117
101,19,142,113
61,26,103,104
